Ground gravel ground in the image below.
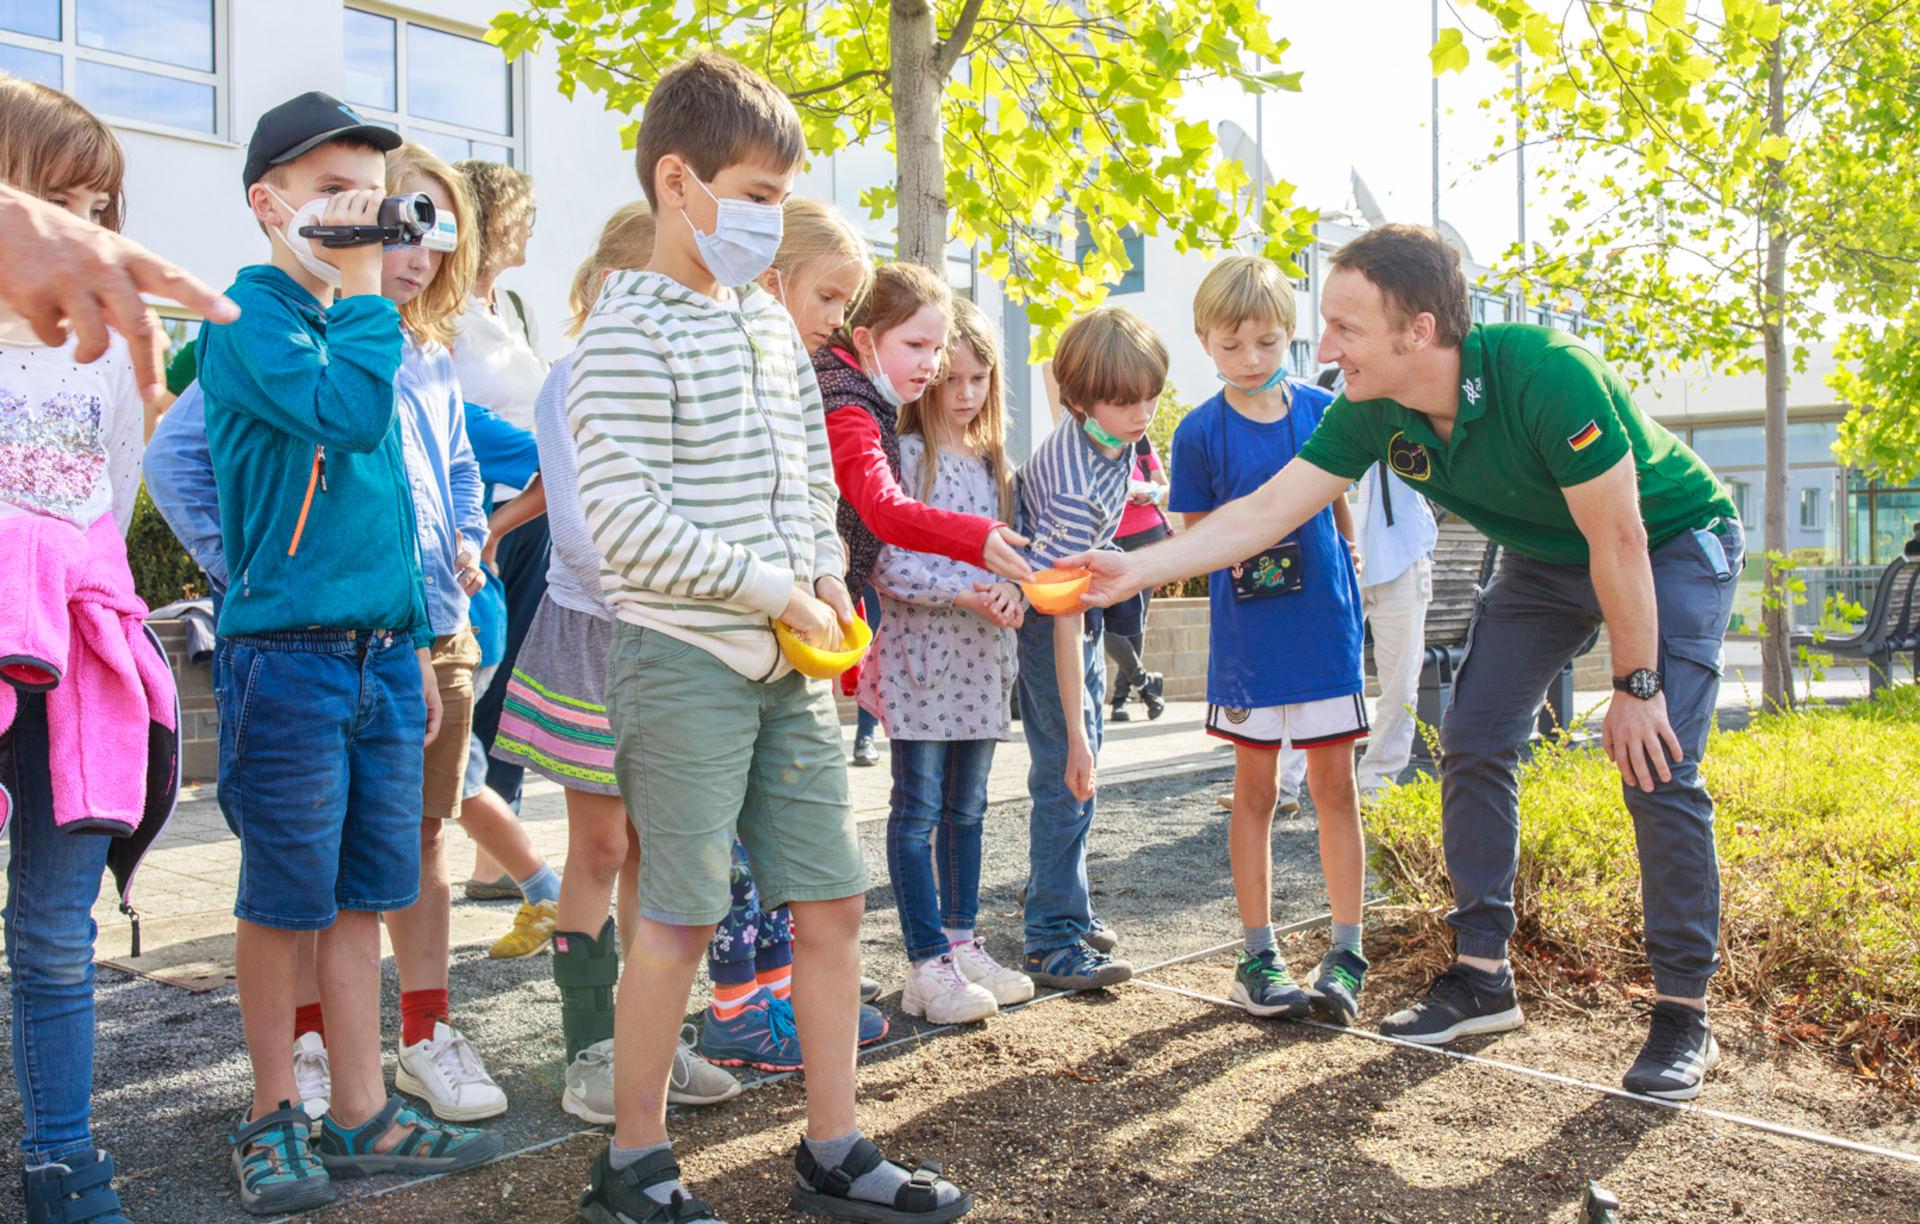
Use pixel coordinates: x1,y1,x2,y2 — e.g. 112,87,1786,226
320,969,1920,1224
6,763,1917,1223
0,763,1339,1223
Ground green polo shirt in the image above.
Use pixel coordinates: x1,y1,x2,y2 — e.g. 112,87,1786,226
1299,323,1736,565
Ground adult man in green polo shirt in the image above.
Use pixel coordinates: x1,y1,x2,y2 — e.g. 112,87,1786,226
1071,224,1742,1101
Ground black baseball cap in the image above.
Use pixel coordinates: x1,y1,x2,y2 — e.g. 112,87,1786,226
242,91,402,190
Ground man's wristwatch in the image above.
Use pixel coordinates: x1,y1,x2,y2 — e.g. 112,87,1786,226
1612,668,1663,701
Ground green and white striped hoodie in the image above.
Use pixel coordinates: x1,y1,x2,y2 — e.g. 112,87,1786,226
569,270,843,681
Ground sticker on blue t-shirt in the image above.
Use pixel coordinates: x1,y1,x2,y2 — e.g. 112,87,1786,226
1167,383,1364,708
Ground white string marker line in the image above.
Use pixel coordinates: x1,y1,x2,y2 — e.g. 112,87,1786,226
1131,975,1920,1170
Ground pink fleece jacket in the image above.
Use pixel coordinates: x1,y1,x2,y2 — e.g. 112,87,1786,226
0,512,177,837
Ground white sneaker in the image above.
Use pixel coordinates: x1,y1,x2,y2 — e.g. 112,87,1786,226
562,1039,615,1125
902,953,999,1024
291,1031,330,1122
396,1021,508,1121
951,937,1036,1006
670,1024,741,1107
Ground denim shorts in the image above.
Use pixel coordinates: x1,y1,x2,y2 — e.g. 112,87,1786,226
215,630,425,930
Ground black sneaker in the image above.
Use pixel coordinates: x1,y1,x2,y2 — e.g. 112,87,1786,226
1138,673,1165,720
1307,948,1369,1026
1108,699,1131,723
580,1146,723,1224
1378,964,1524,1046
1622,1000,1718,1101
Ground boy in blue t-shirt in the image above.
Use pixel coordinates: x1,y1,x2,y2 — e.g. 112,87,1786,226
1168,256,1371,1026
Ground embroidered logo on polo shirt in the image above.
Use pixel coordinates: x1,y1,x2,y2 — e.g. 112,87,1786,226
1567,420,1602,452
1387,431,1431,482
1462,376,1483,405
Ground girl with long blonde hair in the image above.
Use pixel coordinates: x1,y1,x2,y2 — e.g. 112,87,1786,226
861,297,1031,1023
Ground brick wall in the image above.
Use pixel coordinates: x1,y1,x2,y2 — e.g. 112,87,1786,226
152,619,218,783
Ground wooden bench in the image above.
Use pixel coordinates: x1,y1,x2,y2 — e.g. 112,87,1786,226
1790,525,1920,693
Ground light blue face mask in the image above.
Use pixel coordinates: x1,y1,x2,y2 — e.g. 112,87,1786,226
684,170,784,286
1216,367,1289,395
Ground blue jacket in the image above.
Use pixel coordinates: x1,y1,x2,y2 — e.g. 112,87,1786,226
143,380,225,593
397,342,488,637
198,265,429,645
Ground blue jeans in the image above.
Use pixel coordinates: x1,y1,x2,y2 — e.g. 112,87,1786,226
3,692,111,1166
886,739,996,962
855,585,882,742
216,630,424,930
1017,615,1105,955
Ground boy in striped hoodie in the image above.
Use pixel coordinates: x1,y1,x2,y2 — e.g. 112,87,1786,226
568,53,971,1224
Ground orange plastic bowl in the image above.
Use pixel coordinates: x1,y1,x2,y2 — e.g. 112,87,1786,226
1020,567,1092,615
774,615,873,680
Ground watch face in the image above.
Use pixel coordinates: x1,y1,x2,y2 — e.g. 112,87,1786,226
1630,670,1660,700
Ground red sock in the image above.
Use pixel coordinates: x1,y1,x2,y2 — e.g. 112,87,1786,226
755,967,792,1002
293,1002,325,1044
400,988,449,1047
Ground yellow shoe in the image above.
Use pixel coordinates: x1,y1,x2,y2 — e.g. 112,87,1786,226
488,899,557,959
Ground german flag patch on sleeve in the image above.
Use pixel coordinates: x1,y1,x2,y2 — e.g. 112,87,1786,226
1567,420,1602,452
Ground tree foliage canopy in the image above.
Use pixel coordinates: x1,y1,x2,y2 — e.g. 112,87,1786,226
489,0,1321,353
1434,0,1920,483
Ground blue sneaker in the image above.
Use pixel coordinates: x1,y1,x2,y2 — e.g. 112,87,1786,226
1308,948,1369,1026
1025,942,1133,991
857,1000,890,1046
23,1149,135,1224
1230,949,1312,1018
700,995,803,1072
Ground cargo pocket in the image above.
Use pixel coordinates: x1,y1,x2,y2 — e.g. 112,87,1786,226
1660,633,1725,759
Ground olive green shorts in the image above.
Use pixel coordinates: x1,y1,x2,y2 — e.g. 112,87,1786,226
605,622,867,926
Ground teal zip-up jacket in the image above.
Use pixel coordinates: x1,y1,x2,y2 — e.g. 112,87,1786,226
199,265,431,646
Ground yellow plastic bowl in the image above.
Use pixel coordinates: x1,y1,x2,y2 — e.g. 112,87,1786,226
1020,567,1092,616
774,614,874,680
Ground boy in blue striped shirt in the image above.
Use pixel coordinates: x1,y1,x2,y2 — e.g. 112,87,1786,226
1016,307,1167,991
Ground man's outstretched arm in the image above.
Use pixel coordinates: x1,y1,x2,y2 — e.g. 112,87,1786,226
1064,458,1351,606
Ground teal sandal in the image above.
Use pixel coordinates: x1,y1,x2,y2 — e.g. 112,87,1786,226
315,1093,502,1178
229,1100,334,1215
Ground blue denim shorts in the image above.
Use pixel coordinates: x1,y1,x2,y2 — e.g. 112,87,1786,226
215,630,425,930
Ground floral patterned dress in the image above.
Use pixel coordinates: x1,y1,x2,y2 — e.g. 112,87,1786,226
858,435,1017,741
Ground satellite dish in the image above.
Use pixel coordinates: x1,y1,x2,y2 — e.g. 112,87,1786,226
1216,120,1271,194
1350,170,1387,226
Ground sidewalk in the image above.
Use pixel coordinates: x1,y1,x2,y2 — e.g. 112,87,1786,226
0,643,1874,990
0,700,1237,990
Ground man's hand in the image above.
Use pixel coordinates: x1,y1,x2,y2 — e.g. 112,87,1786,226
319,190,387,296
456,548,485,596
0,184,239,401
418,648,443,747
981,526,1035,582
814,574,857,628
781,586,844,651
1601,690,1683,792
1060,549,1147,609
1065,734,1095,803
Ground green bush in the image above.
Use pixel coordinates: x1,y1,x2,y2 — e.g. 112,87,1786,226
1369,685,1920,1093
125,483,207,608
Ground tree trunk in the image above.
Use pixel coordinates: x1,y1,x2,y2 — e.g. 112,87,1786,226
1759,36,1792,711
889,0,948,270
